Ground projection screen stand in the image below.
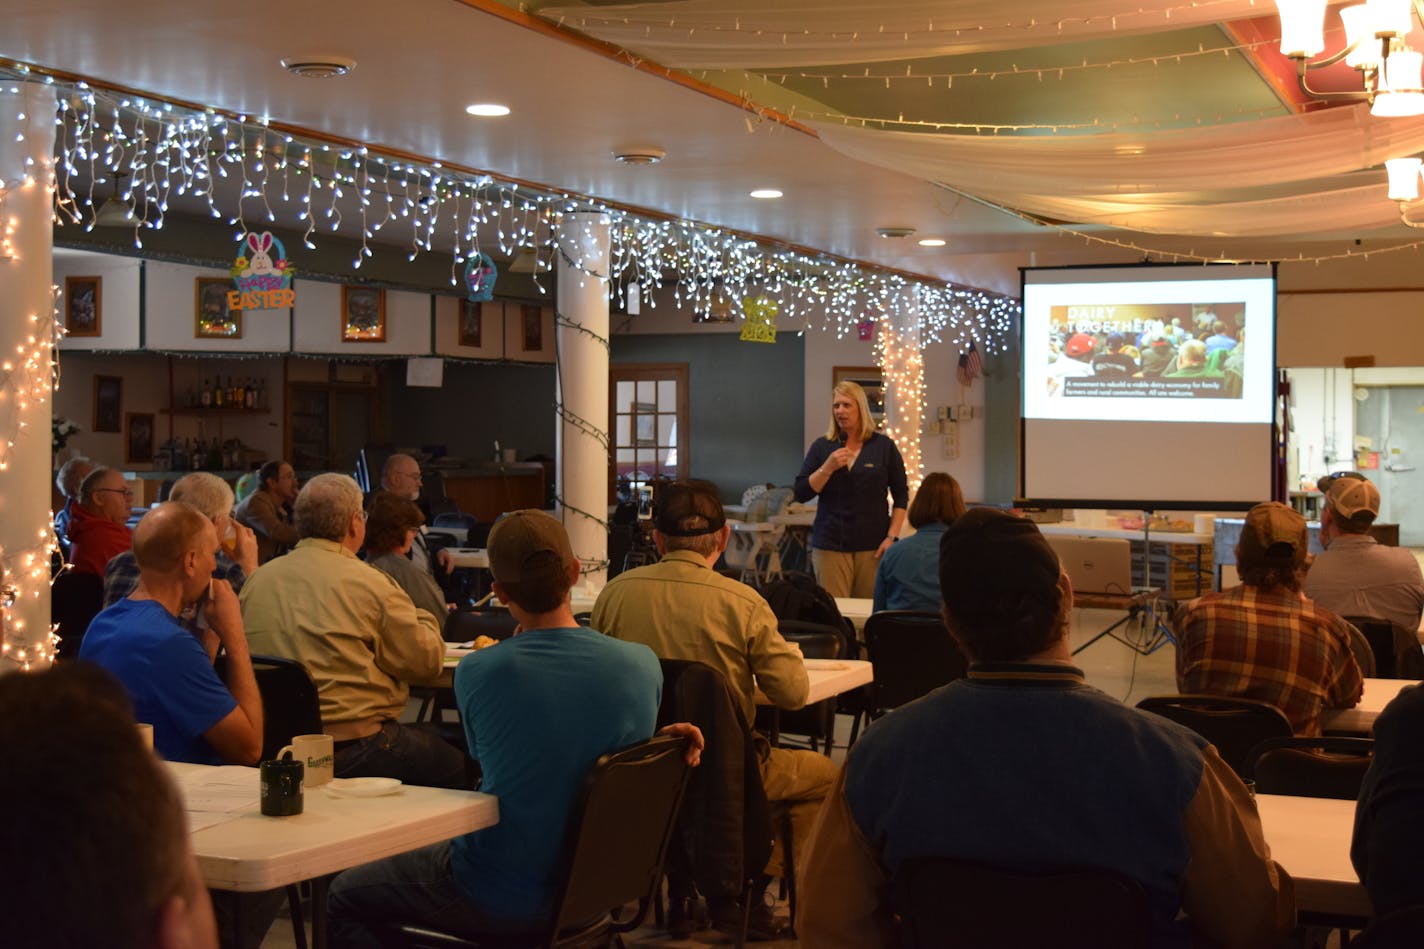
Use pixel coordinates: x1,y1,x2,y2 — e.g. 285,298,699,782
1071,514,1178,658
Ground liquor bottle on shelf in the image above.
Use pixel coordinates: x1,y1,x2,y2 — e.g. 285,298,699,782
200,379,212,408
245,378,257,409
213,377,224,408
234,378,244,409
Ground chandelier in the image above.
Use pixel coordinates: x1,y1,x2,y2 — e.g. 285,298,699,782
1276,0,1424,117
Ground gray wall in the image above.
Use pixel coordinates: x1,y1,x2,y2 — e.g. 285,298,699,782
612,333,806,503
381,361,556,462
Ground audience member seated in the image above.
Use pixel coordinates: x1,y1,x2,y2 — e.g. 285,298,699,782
1175,501,1363,736
1164,338,1224,379
104,472,258,623
1352,683,1424,917
52,455,94,557
80,501,264,766
797,508,1293,948
66,466,135,577
232,460,298,564
365,490,450,624
377,453,454,579
328,509,692,946
872,471,966,612
1304,473,1424,655
0,663,220,949
240,473,465,789
592,479,836,940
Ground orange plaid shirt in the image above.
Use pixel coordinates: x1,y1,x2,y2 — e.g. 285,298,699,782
1174,584,1364,735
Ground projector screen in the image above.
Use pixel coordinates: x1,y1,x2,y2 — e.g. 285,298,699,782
1020,263,1276,510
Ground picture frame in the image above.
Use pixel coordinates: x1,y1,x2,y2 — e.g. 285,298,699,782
341,285,386,342
634,401,657,446
124,412,154,464
521,304,543,352
93,375,122,433
832,365,886,428
64,276,102,337
195,277,242,339
459,299,482,347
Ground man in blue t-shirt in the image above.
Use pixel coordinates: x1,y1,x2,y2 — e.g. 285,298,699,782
80,501,263,766
329,510,700,946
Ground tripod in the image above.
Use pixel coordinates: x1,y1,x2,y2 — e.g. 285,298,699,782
1071,511,1177,658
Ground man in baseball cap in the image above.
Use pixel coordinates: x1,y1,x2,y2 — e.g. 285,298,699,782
1305,474,1424,671
798,507,1291,948
1176,501,1362,735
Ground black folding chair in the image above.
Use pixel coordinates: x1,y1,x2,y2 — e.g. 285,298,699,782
51,570,104,660
1135,695,1292,778
854,611,969,743
1342,615,1404,679
1244,736,1373,800
754,620,844,755
395,734,692,948
250,655,324,949
894,857,1152,949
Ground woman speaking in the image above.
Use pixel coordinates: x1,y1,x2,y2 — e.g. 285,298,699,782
794,380,908,598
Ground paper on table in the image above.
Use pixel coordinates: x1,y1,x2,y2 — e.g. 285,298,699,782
173,765,261,832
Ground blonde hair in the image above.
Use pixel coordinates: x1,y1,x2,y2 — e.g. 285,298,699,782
825,380,876,442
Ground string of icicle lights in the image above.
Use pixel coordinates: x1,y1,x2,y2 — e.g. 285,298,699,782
2,65,1020,353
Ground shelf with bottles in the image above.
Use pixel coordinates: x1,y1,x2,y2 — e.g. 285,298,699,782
177,374,275,413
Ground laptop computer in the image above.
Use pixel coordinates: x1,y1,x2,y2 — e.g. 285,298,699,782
1045,536,1134,596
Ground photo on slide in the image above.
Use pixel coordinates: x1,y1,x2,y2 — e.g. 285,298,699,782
1045,302,1244,400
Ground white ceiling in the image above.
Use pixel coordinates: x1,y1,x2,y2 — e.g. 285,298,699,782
4,0,1417,297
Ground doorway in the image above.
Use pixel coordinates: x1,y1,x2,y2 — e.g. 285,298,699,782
1354,385,1424,546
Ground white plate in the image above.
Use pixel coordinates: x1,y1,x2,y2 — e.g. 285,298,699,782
325,777,403,798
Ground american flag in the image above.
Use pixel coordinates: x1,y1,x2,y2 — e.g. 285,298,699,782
957,341,983,387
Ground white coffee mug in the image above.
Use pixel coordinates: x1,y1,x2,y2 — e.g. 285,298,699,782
135,723,154,751
278,734,335,787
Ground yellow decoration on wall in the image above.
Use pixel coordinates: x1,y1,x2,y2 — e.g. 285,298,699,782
739,296,778,344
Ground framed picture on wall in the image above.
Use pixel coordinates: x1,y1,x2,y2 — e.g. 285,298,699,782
124,412,154,464
521,304,543,352
93,375,122,433
64,276,102,337
341,285,386,342
459,299,482,347
831,365,886,429
195,277,242,339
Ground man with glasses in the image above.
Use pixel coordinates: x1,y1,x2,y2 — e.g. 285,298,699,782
379,453,454,578
67,466,135,576
233,460,299,563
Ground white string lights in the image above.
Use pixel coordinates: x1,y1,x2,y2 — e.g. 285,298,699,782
876,301,927,494
1,62,1020,353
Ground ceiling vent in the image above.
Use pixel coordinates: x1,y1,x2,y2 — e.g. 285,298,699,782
876,226,917,239
281,56,357,79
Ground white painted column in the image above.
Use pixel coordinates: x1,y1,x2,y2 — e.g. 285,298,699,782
877,285,925,496
554,211,611,591
0,82,58,672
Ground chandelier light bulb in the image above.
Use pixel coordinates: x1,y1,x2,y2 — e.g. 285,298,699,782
1277,0,1328,58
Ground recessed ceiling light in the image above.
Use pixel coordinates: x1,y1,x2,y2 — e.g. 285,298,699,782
280,55,356,79
876,226,916,239
613,148,665,165
918,238,947,247
465,103,511,117
749,189,783,199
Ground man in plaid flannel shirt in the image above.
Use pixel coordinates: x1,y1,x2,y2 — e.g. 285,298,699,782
1175,501,1363,736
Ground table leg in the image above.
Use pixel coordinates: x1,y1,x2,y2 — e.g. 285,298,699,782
310,874,333,949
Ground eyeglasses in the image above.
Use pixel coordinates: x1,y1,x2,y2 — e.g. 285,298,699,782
96,487,135,498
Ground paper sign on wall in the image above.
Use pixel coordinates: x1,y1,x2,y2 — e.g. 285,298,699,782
739,296,778,344
230,231,297,310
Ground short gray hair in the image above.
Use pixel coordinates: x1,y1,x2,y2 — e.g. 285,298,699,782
294,473,363,541
169,472,234,522
55,457,94,499
79,467,119,506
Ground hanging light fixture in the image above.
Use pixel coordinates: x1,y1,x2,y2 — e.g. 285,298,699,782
1384,155,1424,225
92,172,135,227
1275,0,1424,116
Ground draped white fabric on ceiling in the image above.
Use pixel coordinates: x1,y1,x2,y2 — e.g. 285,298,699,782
813,104,1424,236
537,0,1274,68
